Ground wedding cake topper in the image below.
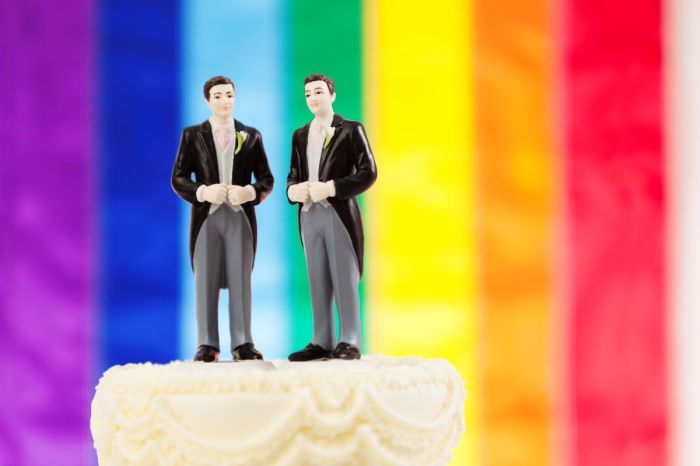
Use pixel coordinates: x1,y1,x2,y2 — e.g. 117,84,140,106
171,75,274,362
286,74,378,361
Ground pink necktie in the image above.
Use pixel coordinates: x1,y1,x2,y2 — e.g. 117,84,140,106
215,127,231,150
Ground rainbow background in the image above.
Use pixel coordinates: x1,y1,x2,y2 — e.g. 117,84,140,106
2,0,698,465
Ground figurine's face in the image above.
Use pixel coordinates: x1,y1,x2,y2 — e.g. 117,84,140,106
206,83,235,119
304,80,335,116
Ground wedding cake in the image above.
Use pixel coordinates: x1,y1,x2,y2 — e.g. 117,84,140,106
90,356,465,465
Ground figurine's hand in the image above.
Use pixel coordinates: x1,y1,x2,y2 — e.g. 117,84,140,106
288,182,310,203
308,181,335,203
228,185,255,205
202,184,228,205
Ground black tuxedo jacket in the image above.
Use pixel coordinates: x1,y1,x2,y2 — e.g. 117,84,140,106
171,119,274,269
287,114,377,276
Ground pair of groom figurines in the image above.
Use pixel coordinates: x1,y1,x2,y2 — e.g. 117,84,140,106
172,74,377,363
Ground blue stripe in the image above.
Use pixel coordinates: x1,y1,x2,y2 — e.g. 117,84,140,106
179,0,290,359
99,0,181,369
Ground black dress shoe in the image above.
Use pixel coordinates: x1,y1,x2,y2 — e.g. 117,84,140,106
288,343,332,361
194,345,220,362
331,342,361,360
232,342,264,361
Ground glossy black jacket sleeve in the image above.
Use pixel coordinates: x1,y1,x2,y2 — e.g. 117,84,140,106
171,128,204,205
333,123,377,199
286,133,302,204
249,130,274,205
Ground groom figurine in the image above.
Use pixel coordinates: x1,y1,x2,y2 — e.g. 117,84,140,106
172,75,273,362
287,74,377,361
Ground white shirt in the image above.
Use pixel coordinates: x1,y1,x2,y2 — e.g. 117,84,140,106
196,118,255,213
302,114,335,211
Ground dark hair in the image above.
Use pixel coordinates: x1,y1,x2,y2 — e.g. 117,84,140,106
304,74,335,95
203,76,235,100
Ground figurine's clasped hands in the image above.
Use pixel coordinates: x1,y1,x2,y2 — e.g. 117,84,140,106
288,182,310,203
228,185,256,206
201,183,228,205
308,181,335,203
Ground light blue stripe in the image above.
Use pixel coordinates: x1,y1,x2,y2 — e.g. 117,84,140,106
179,0,290,359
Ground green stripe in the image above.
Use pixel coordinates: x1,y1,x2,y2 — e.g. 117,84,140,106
286,0,366,352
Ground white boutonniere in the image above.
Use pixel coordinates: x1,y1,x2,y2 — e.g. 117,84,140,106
322,126,335,149
235,131,248,155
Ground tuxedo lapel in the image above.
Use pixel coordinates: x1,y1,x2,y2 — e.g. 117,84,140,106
298,125,310,180
198,120,219,182
318,114,344,177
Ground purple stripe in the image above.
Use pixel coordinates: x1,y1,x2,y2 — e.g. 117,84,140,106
0,0,95,464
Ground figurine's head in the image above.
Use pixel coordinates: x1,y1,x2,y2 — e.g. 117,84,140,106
304,74,336,117
204,75,235,120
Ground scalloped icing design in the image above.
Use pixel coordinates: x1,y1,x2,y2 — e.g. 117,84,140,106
165,393,294,443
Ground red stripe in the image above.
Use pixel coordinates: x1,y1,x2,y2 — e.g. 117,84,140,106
562,1,669,465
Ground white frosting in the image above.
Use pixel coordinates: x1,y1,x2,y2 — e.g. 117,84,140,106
91,356,465,466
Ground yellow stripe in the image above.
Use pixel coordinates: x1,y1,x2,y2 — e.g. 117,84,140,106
364,1,479,464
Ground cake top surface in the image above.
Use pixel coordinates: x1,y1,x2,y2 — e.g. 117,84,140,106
95,356,465,395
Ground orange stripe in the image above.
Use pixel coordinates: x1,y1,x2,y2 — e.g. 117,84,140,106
474,0,559,463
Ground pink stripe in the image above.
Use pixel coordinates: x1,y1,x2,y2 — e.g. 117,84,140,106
562,1,669,465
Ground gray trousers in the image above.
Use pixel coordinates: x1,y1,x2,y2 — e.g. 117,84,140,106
193,205,254,350
301,203,361,350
